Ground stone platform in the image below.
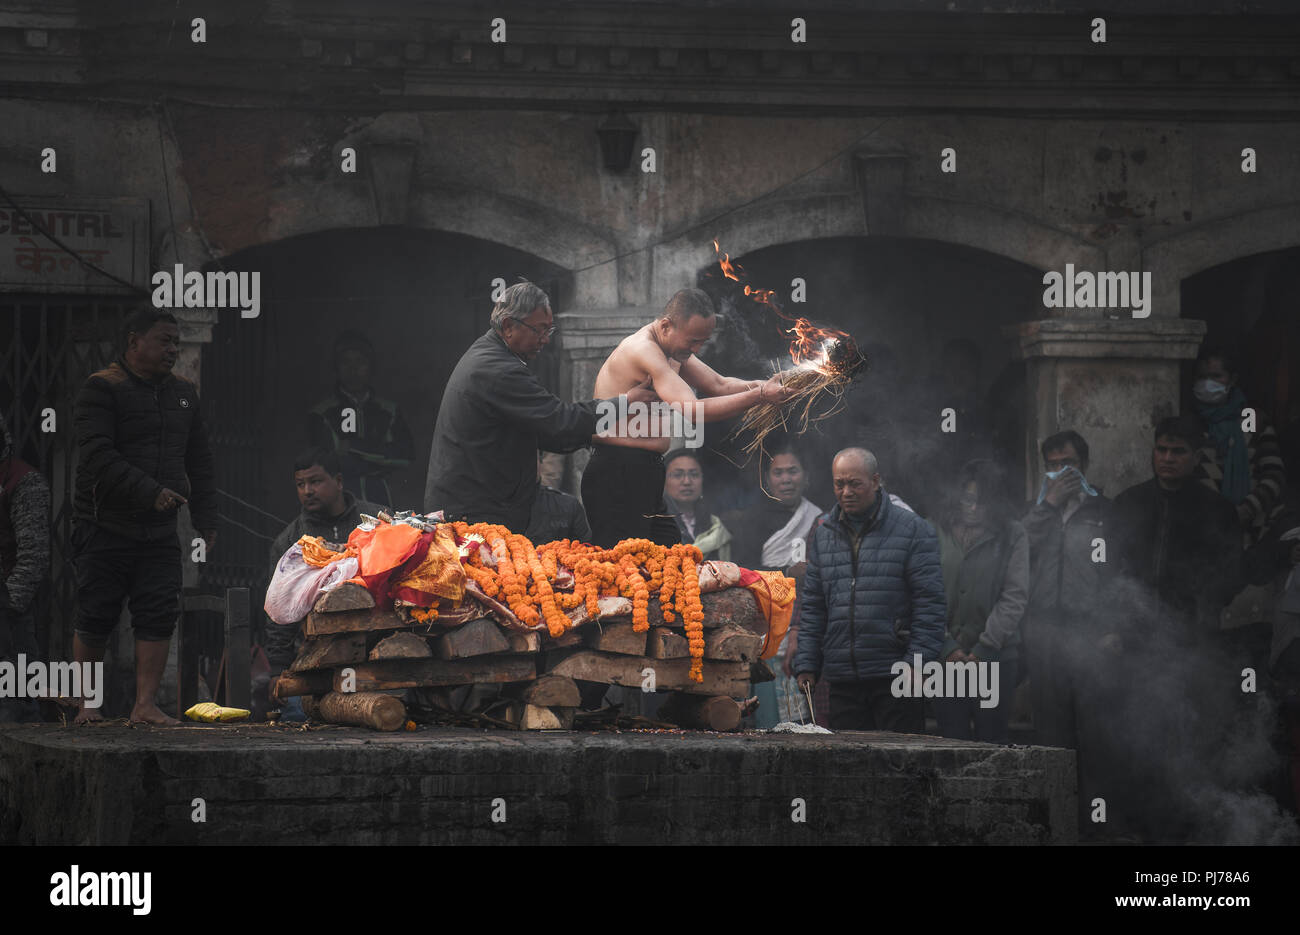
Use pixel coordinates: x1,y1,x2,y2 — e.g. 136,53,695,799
0,723,1076,845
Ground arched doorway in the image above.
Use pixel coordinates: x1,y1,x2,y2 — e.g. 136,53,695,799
1181,245,1300,484
691,235,1042,517
199,226,567,596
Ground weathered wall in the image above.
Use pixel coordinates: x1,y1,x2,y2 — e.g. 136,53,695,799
0,724,1077,845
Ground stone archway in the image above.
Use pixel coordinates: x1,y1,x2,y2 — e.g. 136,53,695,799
1144,202,1300,321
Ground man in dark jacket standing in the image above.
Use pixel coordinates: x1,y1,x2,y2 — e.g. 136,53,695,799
794,447,946,732
1113,416,1242,638
424,281,652,530
72,310,217,725
1022,431,1116,743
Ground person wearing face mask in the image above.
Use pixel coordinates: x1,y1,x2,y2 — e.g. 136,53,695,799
1020,431,1119,806
933,460,1029,743
1190,347,1288,547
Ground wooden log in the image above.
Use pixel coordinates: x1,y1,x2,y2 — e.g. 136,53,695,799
704,625,765,662
583,620,648,656
659,693,743,732
369,631,433,660
565,595,632,625
542,627,584,649
335,655,537,692
500,703,574,730
643,588,763,631
436,618,512,659
505,629,541,653
300,694,323,719
545,651,750,696
290,633,368,673
312,582,375,613
304,607,409,636
648,627,690,659
504,674,580,707
317,691,406,732
274,670,333,698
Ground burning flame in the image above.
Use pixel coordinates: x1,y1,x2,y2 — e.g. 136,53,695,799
712,239,743,282
713,238,855,372
787,320,847,369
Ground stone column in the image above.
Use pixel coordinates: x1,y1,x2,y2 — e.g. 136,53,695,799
1012,318,1206,499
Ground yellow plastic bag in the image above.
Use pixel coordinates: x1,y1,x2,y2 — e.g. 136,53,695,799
185,702,251,723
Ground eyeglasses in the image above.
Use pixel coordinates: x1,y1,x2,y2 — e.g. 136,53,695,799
513,318,558,339
667,470,702,481
958,496,981,509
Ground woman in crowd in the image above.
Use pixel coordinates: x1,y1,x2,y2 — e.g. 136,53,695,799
662,449,732,562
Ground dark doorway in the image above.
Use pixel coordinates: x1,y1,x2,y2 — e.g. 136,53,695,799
1181,246,1300,482
199,226,567,616
694,236,1041,518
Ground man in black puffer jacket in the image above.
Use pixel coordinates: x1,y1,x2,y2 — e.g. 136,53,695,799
71,310,217,725
794,447,946,732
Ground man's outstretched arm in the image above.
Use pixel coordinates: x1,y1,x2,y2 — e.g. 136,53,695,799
641,347,788,423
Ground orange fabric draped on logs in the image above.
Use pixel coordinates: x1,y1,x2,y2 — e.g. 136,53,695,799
738,568,798,660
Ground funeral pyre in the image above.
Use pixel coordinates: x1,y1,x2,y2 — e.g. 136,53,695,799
265,511,796,732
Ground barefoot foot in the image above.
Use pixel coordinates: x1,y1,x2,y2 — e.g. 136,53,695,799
129,702,179,726
73,706,104,725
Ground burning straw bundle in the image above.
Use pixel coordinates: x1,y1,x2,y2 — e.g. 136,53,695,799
731,331,868,457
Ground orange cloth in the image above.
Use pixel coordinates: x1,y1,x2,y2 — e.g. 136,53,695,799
392,525,466,604
347,523,422,577
298,535,354,567
742,570,798,660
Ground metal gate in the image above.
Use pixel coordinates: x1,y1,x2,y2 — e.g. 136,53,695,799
1,298,131,660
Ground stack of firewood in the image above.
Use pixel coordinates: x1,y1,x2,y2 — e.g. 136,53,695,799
275,581,771,732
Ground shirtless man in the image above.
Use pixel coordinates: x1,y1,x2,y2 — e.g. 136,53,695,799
583,288,790,547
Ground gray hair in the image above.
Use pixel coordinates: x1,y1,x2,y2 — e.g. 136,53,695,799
833,446,879,476
490,281,551,333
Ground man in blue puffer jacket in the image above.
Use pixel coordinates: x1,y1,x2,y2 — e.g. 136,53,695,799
794,448,947,731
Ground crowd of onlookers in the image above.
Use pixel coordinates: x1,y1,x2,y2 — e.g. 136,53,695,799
4,307,1296,842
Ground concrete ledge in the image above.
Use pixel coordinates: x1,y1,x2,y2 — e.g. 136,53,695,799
0,724,1076,845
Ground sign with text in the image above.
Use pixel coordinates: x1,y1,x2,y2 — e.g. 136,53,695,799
0,196,149,294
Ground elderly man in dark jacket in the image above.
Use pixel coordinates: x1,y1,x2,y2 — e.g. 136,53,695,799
71,310,217,725
794,447,946,732
424,281,652,531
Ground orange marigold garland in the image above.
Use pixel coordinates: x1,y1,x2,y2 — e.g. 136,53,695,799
675,545,706,682
451,526,714,681
619,554,651,632
659,549,680,622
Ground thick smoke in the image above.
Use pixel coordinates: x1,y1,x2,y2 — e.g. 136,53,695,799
1049,572,1298,844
